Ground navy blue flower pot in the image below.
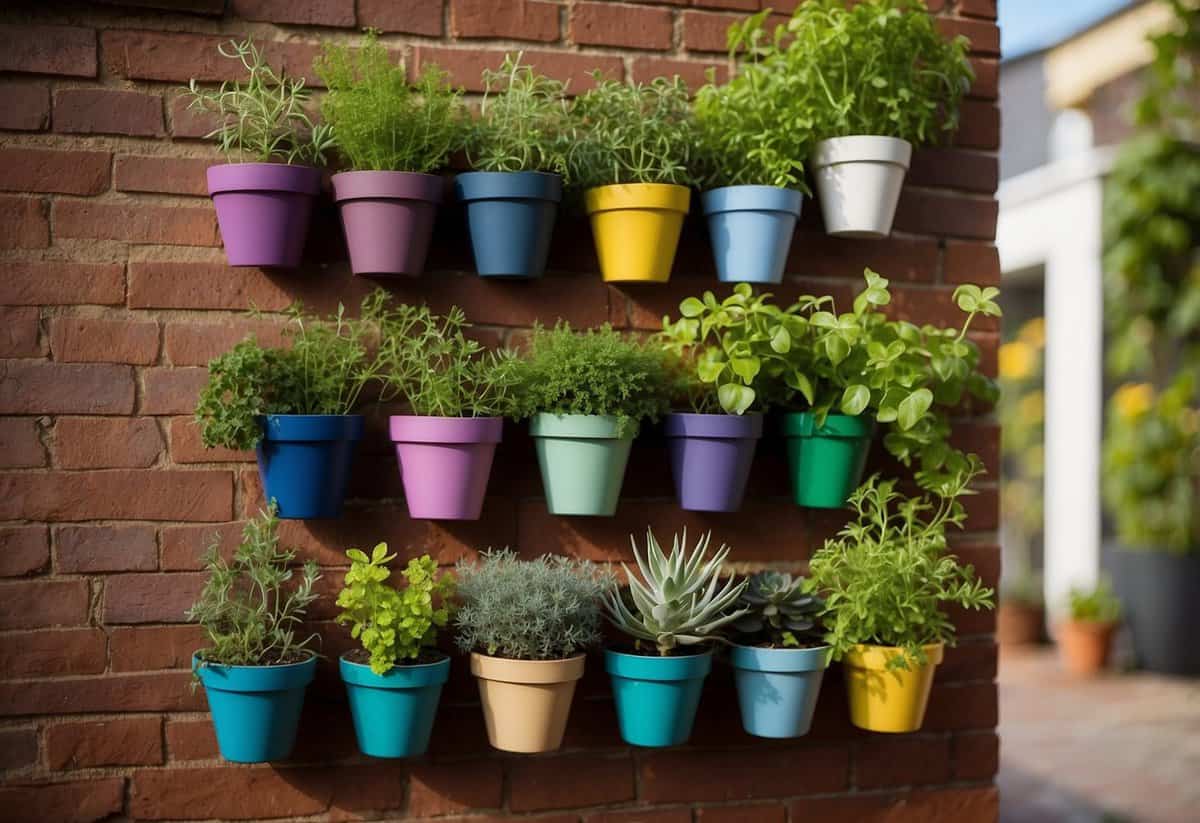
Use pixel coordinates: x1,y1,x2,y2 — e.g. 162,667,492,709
702,185,803,284
456,171,562,278
255,414,364,519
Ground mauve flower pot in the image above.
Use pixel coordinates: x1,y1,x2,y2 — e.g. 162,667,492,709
456,171,562,278
702,185,803,284
389,415,503,520
207,163,322,268
665,412,763,512
332,171,444,276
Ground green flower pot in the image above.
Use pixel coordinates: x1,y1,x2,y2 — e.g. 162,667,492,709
782,412,873,509
530,413,633,516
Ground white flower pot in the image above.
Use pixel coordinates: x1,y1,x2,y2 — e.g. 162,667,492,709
811,136,912,239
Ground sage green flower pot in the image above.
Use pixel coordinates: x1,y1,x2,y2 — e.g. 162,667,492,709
530,413,633,516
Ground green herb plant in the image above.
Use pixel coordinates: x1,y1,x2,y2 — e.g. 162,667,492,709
183,38,334,165
316,31,465,172
336,544,456,675
188,505,321,668
732,571,825,648
454,549,613,660
1067,580,1122,625
466,52,570,175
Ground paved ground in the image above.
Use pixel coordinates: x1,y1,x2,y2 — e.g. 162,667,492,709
998,647,1200,823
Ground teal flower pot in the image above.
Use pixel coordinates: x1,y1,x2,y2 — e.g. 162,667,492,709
193,652,316,763
605,648,711,747
340,654,450,758
530,414,634,516
731,644,832,738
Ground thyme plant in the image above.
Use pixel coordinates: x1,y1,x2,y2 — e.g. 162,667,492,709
466,52,570,175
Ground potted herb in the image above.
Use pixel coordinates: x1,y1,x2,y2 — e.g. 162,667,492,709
454,549,612,753
336,544,456,757
742,0,972,237
1057,581,1121,677
458,53,568,278
184,39,333,267
729,572,831,739
316,33,464,276
374,303,517,520
194,292,387,519
187,506,320,762
509,323,671,516
807,467,995,733
603,529,747,747
692,13,809,284
566,75,696,283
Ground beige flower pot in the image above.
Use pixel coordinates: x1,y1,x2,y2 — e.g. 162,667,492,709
470,652,585,753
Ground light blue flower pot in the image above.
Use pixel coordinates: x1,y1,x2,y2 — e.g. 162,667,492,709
731,644,832,738
702,185,803,284
605,648,712,747
340,654,450,758
193,652,317,763
456,171,562,279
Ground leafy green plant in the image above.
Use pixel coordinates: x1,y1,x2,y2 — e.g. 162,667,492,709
732,571,825,648
183,38,333,165
315,31,465,172
188,505,321,668
508,322,672,437
565,74,696,189
807,463,995,669
466,52,570,175
194,291,390,450
603,529,748,656
454,549,613,660
336,544,456,675
1067,580,1122,624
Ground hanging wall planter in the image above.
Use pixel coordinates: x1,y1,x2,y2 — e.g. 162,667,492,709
530,413,633,516
782,412,873,509
811,136,912,239
606,649,711,748
340,653,449,758
843,643,942,733
702,186,803,284
456,171,562,278
584,183,690,283
665,412,763,512
332,171,443,277
731,644,832,739
471,653,584,753
389,416,502,520
208,163,322,268
256,414,364,519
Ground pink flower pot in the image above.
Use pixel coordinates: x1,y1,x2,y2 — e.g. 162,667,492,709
332,171,444,276
389,416,503,520
207,163,322,268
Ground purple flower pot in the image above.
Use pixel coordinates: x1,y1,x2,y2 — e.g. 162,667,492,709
332,171,444,277
665,412,763,512
389,415,503,520
207,163,322,268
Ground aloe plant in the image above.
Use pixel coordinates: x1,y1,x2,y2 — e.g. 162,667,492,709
604,529,747,656
732,571,824,648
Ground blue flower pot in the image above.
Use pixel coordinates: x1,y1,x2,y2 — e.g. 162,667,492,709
731,644,832,738
456,171,562,278
605,648,712,747
255,414,364,519
702,185,803,284
340,654,450,758
193,652,316,763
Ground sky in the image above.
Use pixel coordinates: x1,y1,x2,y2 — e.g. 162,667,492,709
999,0,1136,60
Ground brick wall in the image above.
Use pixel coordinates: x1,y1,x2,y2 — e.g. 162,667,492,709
0,1,1002,821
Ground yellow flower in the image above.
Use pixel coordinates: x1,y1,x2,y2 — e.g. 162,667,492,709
1019,390,1044,424
1113,383,1154,419
1018,317,1046,348
999,341,1035,380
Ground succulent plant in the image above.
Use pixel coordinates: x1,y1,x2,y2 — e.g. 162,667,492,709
604,528,748,656
733,571,825,648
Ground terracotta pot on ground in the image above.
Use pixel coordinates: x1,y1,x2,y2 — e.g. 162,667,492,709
469,652,584,753
997,601,1045,647
1057,620,1117,676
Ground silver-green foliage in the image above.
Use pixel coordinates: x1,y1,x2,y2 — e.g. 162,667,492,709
604,529,748,656
733,571,824,648
454,549,614,660
183,38,333,165
466,52,570,174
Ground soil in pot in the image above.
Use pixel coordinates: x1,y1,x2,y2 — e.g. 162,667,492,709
470,652,584,753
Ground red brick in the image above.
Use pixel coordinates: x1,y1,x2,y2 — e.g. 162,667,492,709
631,56,728,89
359,0,445,35
105,31,325,88
115,155,210,196
0,261,125,306
0,671,202,715
413,47,624,94
0,728,38,770
0,148,110,196
128,262,293,310
0,417,45,469
959,0,997,19
409,760,504,817
585,810,691,823
907,148,998,194
0,470,233,521
937,16,999,55
572,3,673,50
56,524,159,573
0,628,107,678
954,100,1000,150
140,367,209,415
510,754,634,812
793,788,999,822
161,522,244,571
164,319,289,366
945,240,1000,286
49,317,160,365
924,681,998,731
0,195,49,249
452,0,560,42
169,94,221,138
682,9,742,52
692,0,757,9
46,717,163,769
54,201,218,246
230,0,355,26
169,416,252,463
893,189,997,240
939,639,998,682
0,80,50,130
165,718,218,760
0,579,89,629
0,24,97,77
641,745,848,803
55,88,164,137
0,779,124,823
0,362,135,414
856,736,951,788
969,57,998,100
695,805,786,823
104,572,205,624
0,525,50,575
110,624,205,671
0,306,43,358
95,0,226,12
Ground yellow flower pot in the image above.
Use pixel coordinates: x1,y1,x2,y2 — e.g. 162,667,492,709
584,183,691,283
842,642,944,733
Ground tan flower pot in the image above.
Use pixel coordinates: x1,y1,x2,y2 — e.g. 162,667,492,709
470,652,585,753
1057,620,1117,676
997,601,1045,647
